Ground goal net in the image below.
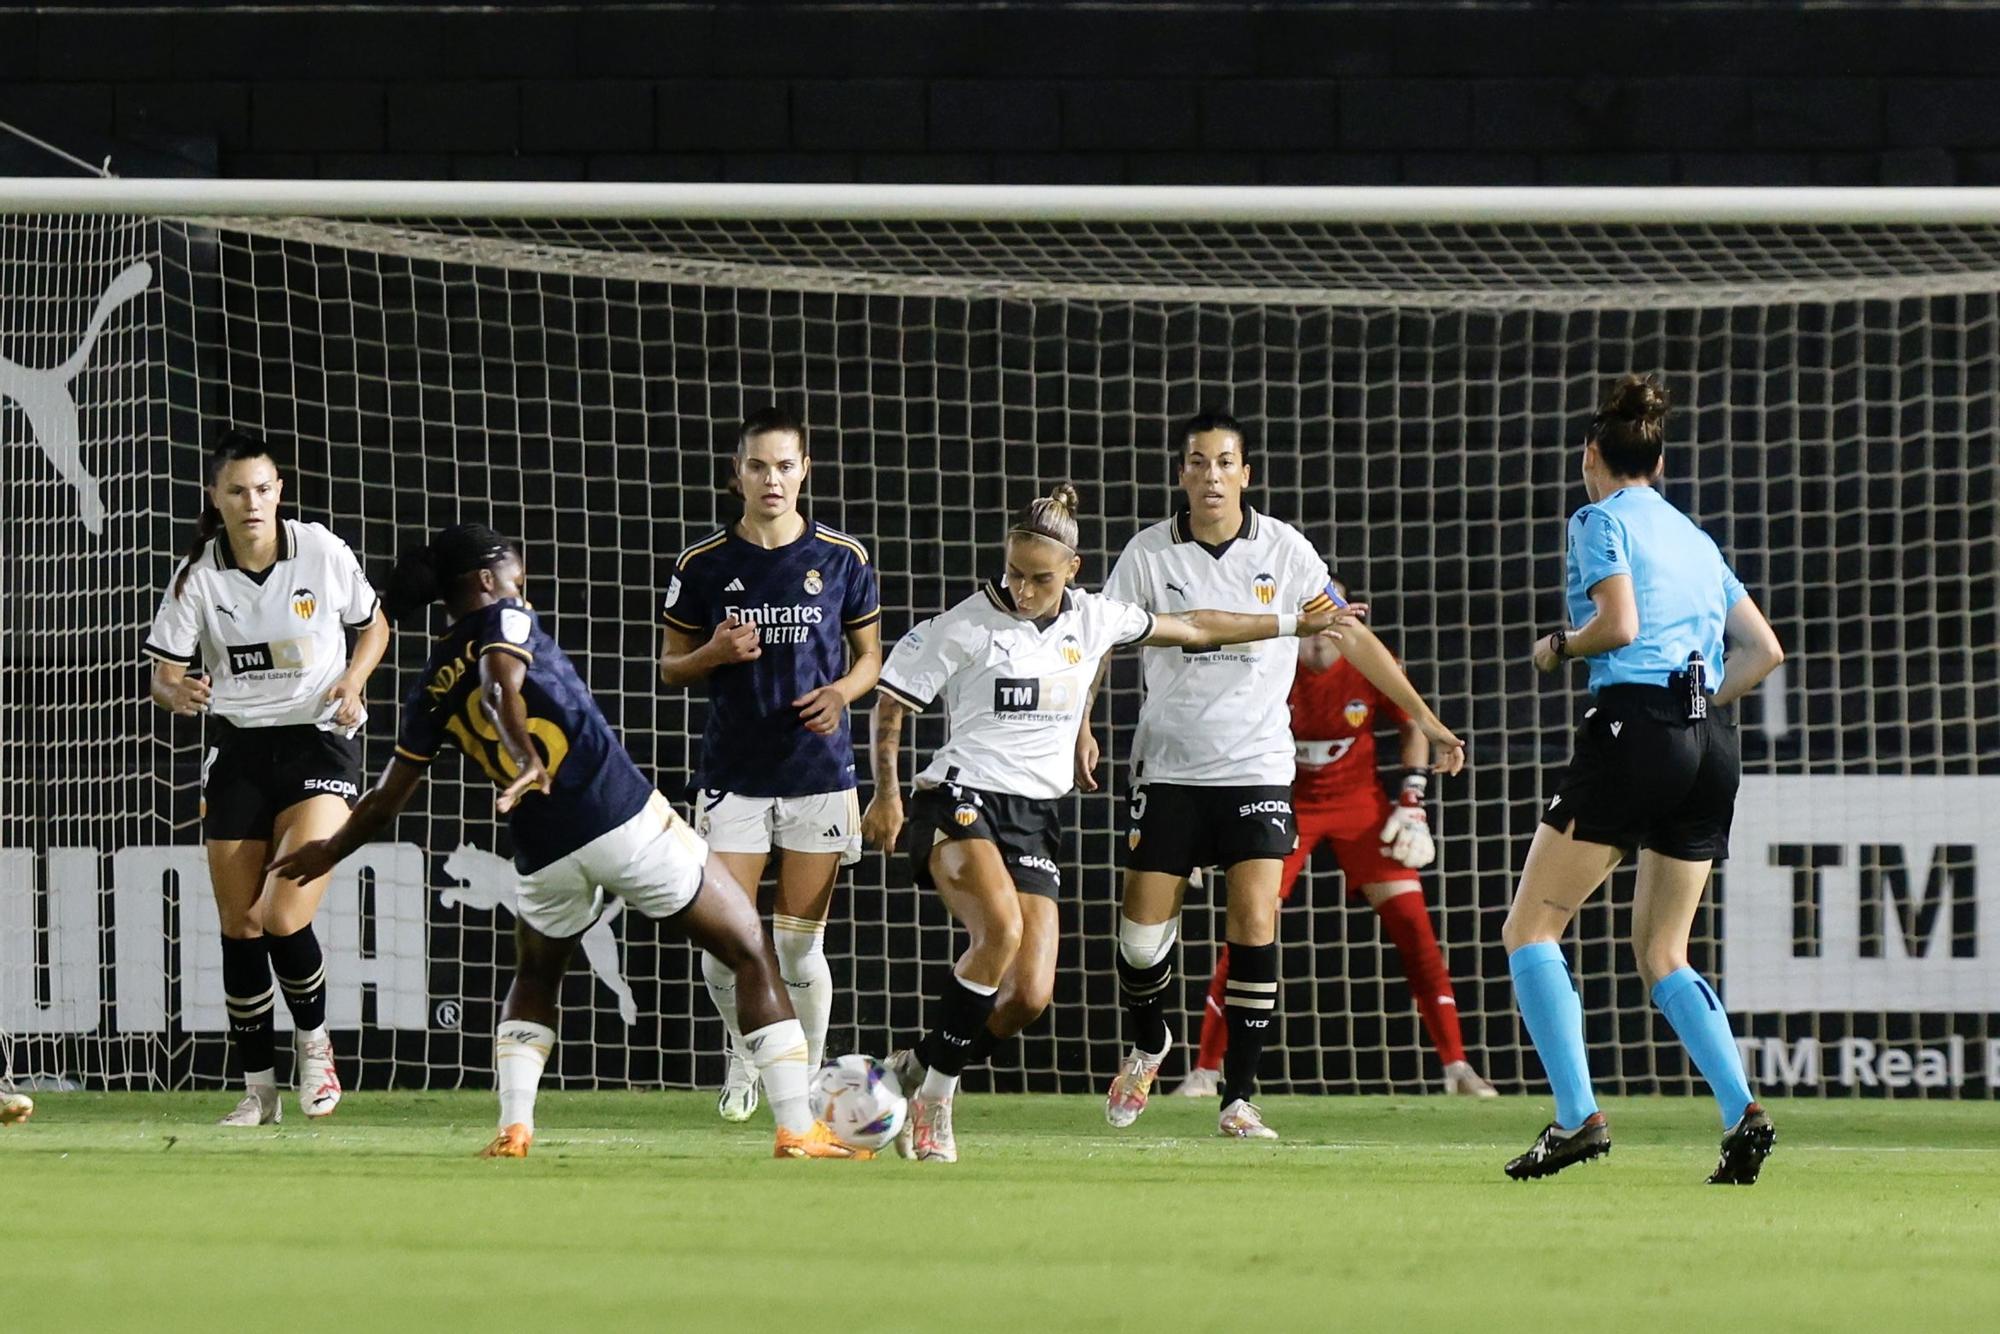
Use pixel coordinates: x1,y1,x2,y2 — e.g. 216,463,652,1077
3,185,1995,1101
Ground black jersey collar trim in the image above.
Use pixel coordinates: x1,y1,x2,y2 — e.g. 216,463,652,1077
1172,505,1258,558
983,578,1073,631
214,519,294,583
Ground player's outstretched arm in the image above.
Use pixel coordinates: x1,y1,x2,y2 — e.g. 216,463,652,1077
860,693,910,850
266,758,425,883
1533,574,1639,673
1330,619,1467,776
1073,654,1113,792
1710,595,1784,708
324,607,389,728
479,649,553,812
148,659,210,716
658,615,760,686
1143,603,1364,650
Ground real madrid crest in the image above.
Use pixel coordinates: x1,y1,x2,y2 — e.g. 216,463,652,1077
291,587,317,619
804,568,824,595
1252,572,1277,606
1344,698,1370,728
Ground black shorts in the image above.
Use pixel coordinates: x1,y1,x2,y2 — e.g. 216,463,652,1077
1540,685,1741,862
202,720,362,841
906,781,1064,899
1121,781,1298,876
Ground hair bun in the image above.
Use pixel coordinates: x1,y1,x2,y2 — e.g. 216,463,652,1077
1047,481,1081,515
1608,373,1669,425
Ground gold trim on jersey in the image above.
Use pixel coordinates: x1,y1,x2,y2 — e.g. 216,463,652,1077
674,530,730,570
813,527,870,564
477,641,534,665
394,744,435,766
843,607,882,629
662,610,703,633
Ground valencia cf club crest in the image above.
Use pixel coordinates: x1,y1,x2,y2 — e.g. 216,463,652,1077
804,568,824,595
1059,634,1083,666
1252,573,1277,605
1344,699,1370,728
291,587,317,620
953,803,979,827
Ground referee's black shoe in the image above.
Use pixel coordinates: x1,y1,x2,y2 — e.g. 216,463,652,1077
1504,1111,1611,1181
1707,1103,1776,1186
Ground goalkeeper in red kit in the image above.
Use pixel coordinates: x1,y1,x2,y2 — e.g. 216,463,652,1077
1176,584,1496,1098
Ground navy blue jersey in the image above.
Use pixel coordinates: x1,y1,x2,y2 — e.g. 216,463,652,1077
662,520,879,797
394,599,653,873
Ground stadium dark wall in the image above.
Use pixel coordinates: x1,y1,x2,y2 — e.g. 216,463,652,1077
3,2,2000,185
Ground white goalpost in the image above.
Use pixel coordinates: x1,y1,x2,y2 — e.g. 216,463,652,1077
2,182,1994,1101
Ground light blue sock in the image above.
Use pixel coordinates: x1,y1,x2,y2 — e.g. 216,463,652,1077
1508,942,1599,1131
1652,967,1754,1128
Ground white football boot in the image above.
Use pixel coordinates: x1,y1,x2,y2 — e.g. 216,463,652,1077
716,1047,760,1123
1443,1060,1499,1098
1172,1066,1220,1098
1105,1033,1172,1128
296,1031,342,1119
219,1084,282,1127
1218,1098,1279,1140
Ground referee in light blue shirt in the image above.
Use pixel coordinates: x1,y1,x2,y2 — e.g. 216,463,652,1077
1497,375,1787,1187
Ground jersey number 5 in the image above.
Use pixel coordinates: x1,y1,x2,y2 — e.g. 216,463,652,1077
443,691,571,786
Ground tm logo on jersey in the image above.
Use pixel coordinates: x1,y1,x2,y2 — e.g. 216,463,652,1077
1252,572,1277,605
227,639,311,675
994,676,1079,719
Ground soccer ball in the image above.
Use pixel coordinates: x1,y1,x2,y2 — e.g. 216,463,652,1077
808,1054,907,1151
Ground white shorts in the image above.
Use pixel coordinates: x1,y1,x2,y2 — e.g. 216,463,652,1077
693,787,862,866
517,792,708,938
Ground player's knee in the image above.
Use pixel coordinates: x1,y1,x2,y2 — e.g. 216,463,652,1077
1500,906,1554,955
994,988,1050,1032
1118,915,1177,969
1633,939,1688,990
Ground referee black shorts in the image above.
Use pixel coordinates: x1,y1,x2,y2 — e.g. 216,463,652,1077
1120,780,1298,877
202,719,363,842
906,780,1064,899
1540,684,1741,862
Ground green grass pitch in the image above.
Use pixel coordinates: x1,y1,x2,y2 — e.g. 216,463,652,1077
5,1092,1997,1332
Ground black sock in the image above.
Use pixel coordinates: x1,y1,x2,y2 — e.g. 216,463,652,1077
964,1026,1000,1067
1117,950,1174,1055
1221,941,1278,1107
221,935,276,1074
266,924,328,1033
921,975,997,1078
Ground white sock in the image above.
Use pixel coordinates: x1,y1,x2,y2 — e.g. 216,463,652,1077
296,1025,328,1048
741,1018,811,1134
700,949,750,1061
495,1019,555,1132
919,1067,959,1102
244,1067,277,1093
772,914,833,1068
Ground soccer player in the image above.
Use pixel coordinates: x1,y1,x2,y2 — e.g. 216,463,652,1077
270,523,857,1159
1077,411,1465,1140
658,408,881,1123
1503,376,1784,1184
1176,578,1495,1099
144,429,388,1126
861,484,1358,1163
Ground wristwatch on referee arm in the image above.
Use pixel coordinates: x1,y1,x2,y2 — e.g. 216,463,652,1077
1379,767,1436,869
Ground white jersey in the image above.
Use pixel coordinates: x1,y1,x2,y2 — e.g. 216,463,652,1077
1104,507,1337,786
878,581,1155,801
144,519,379,729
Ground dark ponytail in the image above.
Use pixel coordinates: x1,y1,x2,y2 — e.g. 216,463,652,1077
173,428,277,598
380,522,517,624
1588,374,1670,478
